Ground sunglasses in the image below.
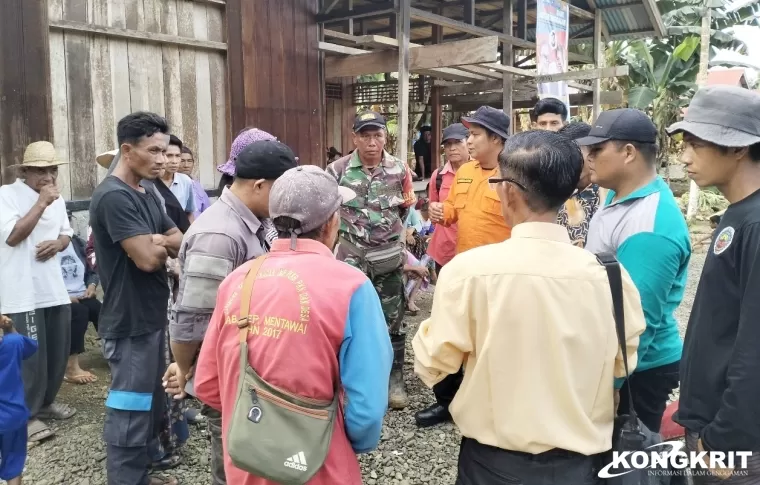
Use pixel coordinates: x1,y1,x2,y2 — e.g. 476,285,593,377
488,177,526,191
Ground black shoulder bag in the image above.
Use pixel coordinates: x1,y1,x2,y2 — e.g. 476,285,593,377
597,253,650,485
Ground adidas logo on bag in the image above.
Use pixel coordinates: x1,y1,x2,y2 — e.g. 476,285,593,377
284,451,308,472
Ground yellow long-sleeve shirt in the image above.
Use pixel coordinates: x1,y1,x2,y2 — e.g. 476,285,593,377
412,222,646,456
440,160,511,254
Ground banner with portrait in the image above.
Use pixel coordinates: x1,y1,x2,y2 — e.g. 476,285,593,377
536,0,570,107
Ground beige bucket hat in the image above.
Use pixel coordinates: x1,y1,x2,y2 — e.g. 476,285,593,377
16,141,68,168
96,149,119,169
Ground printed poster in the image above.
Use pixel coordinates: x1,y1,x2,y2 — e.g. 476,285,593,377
536,0,570,107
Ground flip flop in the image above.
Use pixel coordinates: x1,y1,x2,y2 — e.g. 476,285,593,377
27,419,56,443
37,402,76,420
64,372,98,385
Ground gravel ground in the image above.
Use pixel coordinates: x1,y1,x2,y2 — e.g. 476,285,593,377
20,249,708,485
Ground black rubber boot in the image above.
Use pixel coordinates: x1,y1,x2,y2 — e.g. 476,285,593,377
388,334,409,410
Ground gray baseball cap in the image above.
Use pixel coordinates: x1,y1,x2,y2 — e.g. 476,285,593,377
666,85,760,147
269,165,356,235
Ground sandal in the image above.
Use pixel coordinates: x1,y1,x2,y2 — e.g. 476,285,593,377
37,402,77,420
149,475,178,485
64,372,98,385
27,419,56,442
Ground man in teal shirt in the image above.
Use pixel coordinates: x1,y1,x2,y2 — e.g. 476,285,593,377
579,108,690,433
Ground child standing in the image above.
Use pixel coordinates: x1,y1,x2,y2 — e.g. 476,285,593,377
0,314,38,485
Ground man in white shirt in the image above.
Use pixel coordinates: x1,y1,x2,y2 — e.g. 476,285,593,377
0,141,77,443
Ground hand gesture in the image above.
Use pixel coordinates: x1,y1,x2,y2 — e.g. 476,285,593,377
429,202,444,223
36,240,62,262
70,296,80,304
37,184,60,207
163,363,193,400
84,284,97,299
414,266,430,279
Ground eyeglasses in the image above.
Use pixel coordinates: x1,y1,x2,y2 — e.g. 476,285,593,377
488,177,526,191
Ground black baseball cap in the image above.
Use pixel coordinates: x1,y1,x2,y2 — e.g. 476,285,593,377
235,140,298,180
462,106,510,140
576,108,657,146
353,111,386,132
442,123,468,143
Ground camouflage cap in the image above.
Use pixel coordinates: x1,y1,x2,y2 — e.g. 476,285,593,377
270,165,356,235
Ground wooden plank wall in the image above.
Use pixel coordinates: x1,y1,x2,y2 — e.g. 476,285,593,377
325,78,357,159
0,0,53,185
47,0,229,200
227,0,325,167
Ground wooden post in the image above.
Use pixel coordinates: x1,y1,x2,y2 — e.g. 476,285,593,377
592,8,603,121
503,0,514,134
348,0,354,35
396,0,410,163
0,0,53,185
431,21,443,172
463,0,475,25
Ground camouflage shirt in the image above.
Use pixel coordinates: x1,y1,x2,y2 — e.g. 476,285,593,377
326,150,416,247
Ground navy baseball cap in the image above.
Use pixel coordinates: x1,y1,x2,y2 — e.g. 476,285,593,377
462,106,510,140
353,111,387,132
577,109,657,146
442,123,468,143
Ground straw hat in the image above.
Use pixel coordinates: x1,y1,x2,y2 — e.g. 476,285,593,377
16,141,68,168
96,149,119,169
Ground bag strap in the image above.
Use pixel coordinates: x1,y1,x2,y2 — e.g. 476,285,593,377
596,252,638,428
237,255,269,343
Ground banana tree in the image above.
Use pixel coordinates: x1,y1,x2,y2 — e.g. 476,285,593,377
625,36,700,169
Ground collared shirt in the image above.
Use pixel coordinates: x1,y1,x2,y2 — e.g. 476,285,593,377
440,160,511,254
412,222,646,455
191,179,211,219
585,176,690,373
195,239,392,485
171,187,268,343
0,179,74,314
326,150,416,247
557,184,608,248
167,172,196,213
427,162,458,266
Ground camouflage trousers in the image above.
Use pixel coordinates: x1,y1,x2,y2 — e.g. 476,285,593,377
343,254,406,336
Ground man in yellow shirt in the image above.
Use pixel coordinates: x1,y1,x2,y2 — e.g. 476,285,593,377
429,106,512,254
418,106,511,428
414,130,646,484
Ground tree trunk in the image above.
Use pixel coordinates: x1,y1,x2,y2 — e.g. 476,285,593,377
686,1,711,222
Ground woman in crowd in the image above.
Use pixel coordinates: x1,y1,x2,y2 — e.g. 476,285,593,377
58,211,101,385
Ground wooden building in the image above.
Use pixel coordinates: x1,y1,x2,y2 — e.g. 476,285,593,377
0,0,665,200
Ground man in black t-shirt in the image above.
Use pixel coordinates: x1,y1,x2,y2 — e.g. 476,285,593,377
90,111,183,485
667,85,760,483
413,126,432,179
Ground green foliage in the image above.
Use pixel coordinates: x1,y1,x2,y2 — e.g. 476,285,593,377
677,187,729,214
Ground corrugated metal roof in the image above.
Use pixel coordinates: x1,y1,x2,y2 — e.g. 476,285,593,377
591,0,661,38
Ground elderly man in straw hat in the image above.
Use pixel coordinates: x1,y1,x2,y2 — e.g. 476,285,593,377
0,141,77,443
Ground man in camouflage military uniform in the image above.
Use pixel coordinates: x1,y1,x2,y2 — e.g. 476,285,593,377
326,111,416,409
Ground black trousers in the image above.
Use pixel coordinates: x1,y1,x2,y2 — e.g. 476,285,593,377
70,298,101,355
456,438,600,485
617,361,680,433
433,367,464,408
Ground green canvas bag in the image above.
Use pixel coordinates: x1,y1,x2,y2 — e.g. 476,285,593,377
226,255,339,484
